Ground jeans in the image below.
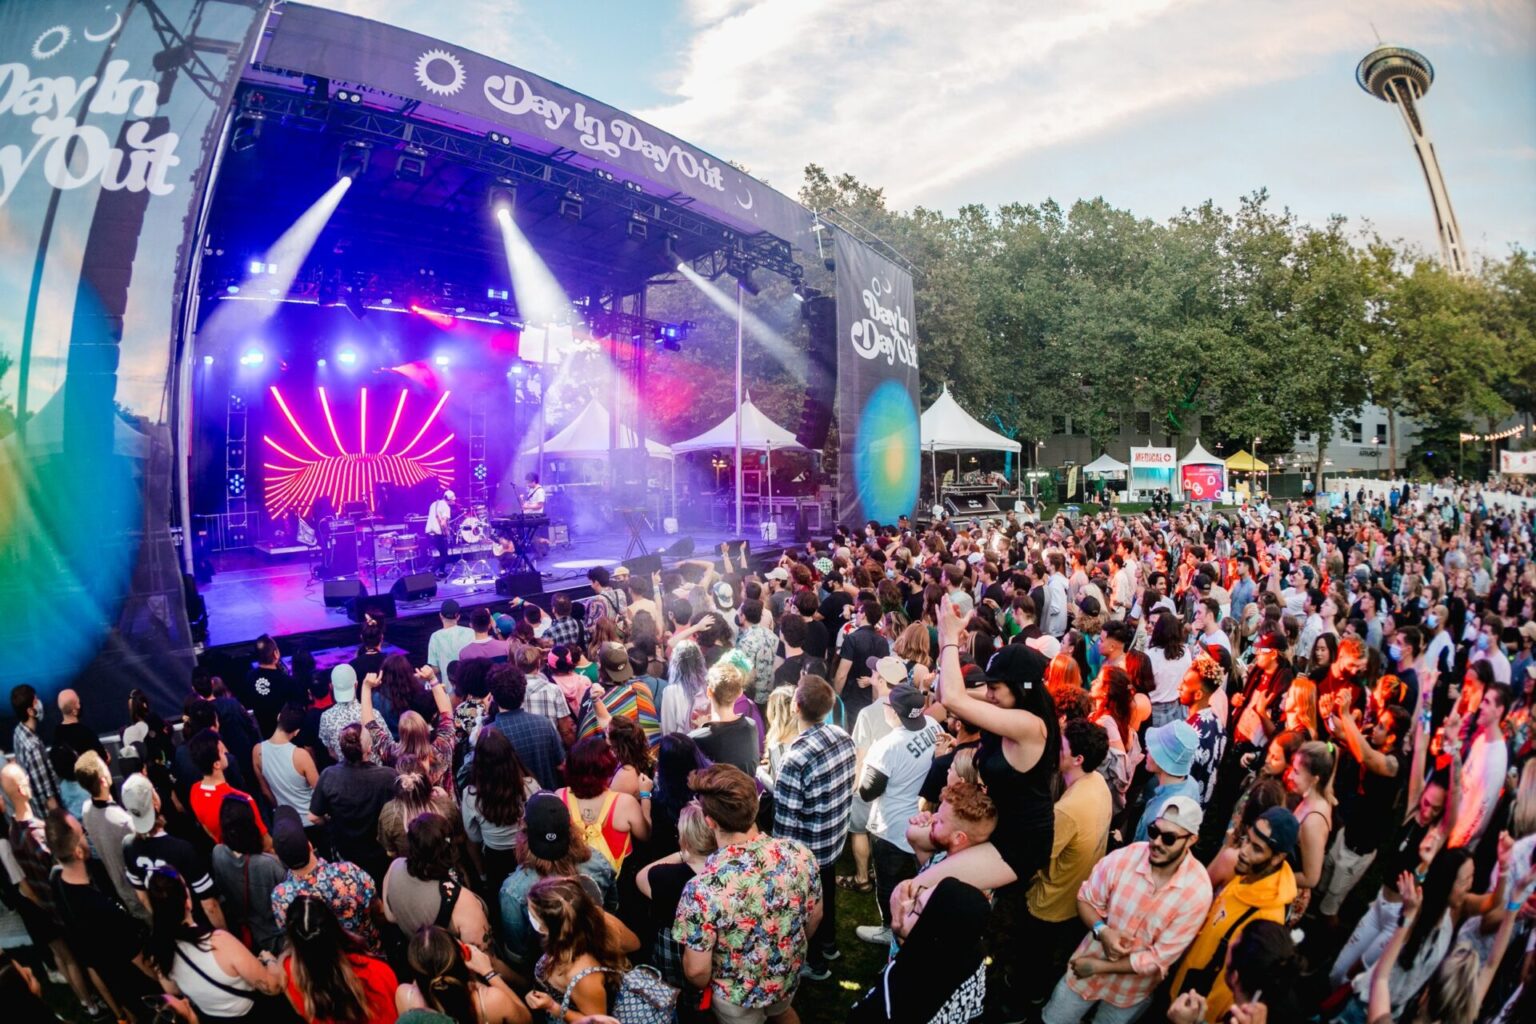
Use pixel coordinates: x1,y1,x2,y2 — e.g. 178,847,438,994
809,860,838,964
871,837,918,928
1042,979,1149,1024
1331,890,1401,987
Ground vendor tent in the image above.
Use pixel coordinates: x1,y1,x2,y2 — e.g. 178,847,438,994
522,399,673,459
1082,452,1129,476
1225,450,1269,473
920,385,1022,453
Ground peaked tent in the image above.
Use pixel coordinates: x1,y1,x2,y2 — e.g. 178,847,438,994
1225,450,1269,473
669,394,803,453
1179,440,1223,466
920,385,1022,453
1178,439,1226,502
522,399,673,459
1082,452,1129,476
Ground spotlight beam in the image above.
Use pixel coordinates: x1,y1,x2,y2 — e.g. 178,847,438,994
675,262,805,383
495,207,573,325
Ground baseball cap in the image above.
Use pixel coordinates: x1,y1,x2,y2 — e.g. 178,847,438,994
444,490,456,501
868,655,907,687
611,565,631,580
765,567,790,582
440,599,461,618
1252,631,1285,652
331,663,358,703
598,642,634,682
711,581,735,610
1254,806,1300,856
1155,795,1203,836
493,613,516,638
1024,634,1062,660
271,805,312,869
978,644,1049,690
120,774,157,835
887,684,929,730
524,792,572,860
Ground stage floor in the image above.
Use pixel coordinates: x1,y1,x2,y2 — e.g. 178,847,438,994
200,525,761,648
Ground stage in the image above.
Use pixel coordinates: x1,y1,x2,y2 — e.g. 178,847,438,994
200,524,770,649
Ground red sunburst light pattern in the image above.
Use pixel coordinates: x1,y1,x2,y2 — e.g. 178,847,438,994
262,386,455,518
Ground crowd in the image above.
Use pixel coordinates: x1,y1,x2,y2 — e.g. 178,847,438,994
3,485,1536,1024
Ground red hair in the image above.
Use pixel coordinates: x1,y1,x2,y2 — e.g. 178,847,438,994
563,735,619,799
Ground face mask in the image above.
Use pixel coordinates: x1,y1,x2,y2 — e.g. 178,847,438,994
1426,614,1439,628
1388,645,1402,663
32,699,42,720
1476,634,1490,652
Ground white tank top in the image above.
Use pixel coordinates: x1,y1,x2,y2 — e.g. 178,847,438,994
171,939,255,1017
259,739,313,817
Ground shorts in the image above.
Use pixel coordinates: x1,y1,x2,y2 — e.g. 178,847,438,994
711,992,796,1024
849,795,870,835
991,819,1054,887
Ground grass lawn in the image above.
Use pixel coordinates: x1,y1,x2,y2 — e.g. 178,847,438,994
795,853,892,1023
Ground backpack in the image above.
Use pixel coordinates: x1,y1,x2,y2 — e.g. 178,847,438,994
560,963,678,1024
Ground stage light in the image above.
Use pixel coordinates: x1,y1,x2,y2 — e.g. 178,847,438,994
226,285,240,295
202,355,215,366
317,278,339,307
228,472,246,496
239,348,265,367
434,355,450,367
627,212,649,240
509,363,525,376
559,191,583,221
594,168,615,182
230,111,264,152
623,180,644,193
335,88,363,104
662,234,679,270
738,269,760,296
317,358,328,367
337,139,372,180
395,146,428,182
488,179,516,216
379,297,393,306
487,131,512,147
337,349,358,366
487,287,509,301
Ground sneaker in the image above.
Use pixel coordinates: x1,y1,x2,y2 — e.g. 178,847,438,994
817,946,842,962
855,924,893,946
799,962,832,981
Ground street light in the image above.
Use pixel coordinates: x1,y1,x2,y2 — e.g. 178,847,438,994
1371,436,1384,478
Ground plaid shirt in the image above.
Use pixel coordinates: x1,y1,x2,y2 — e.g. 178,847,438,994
546,615,584,650
523,673,572,723
773,722,856,866
1066,843,1213,1008
490,709,566,790
11,723,60,809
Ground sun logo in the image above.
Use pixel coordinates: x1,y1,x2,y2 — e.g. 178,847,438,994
262,386,455,519
414,48,466,97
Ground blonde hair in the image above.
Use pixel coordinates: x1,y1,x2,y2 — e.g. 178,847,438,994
949,747,979,785
706,661,745,706
1512,759,1536,839
397,711,433,765
676,801,718,859
893,623,932,666
74,750,110,797
763,687,802,750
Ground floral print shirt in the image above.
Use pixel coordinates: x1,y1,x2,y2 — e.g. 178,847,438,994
674,834,820,1009
271,858,380,953
735,625,780,703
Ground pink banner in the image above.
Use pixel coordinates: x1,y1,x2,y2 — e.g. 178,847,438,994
1180,464,1224,501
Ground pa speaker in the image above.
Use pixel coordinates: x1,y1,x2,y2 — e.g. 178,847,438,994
663,536,694,558
622,553,663,577
796,295,836,450
346,594,396,622
324,579,366,608
496,571,544,598
390,572,439,602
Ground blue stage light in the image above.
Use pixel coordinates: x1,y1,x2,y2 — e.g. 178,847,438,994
434,355,450,367
337,349,358,366
202,355,214,366
239,348,265,367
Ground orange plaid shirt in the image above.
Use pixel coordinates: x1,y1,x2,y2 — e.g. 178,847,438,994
1066,842,1214,1008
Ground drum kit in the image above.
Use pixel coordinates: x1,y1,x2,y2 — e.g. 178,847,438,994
310,503,497,581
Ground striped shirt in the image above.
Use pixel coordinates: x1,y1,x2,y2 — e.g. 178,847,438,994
773,723,857,866
577,680,660,747
1066,842,1213,1008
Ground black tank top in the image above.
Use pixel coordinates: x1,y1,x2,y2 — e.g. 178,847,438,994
977,730,1054,828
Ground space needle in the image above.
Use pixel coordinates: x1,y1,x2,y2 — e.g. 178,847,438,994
1356,45,1467,274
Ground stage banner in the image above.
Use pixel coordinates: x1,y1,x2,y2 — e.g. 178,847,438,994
265,4,815,250
835,230,920,525
1501,449,1536,475
0,1,265,727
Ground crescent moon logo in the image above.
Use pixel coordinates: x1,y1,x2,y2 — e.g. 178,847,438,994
735,189,754,211
84,9,123,43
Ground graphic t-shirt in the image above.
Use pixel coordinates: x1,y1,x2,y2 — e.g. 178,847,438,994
864,717,942,852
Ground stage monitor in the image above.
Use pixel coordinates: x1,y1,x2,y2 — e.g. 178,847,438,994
496,571,544,598
390,573,439,603
323,579,366,608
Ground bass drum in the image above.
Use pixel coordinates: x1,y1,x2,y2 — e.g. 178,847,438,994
459,517,486,544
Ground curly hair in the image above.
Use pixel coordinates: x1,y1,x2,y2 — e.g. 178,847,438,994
606,715,652,776
380,654,420,723
404,811,456,882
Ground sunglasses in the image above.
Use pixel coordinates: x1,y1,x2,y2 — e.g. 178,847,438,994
1146,823,1190,846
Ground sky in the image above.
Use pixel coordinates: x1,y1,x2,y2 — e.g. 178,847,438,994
316,0,1536,260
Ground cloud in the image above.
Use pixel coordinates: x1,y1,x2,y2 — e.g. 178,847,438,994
305,0,555,71
638,0,1533,208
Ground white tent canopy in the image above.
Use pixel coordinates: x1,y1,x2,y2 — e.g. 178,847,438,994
1179,439,1223,466
1082,452,1129,475
920,384,1022,452
671,394,803,453
522,399,673,459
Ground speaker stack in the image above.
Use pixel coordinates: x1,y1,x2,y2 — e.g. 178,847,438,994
796,296,836,450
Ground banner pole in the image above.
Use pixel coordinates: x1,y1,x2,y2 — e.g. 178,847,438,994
735,283,744,537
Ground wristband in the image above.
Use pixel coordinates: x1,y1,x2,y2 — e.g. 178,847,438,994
1508,900,1525,912
639,790,653,800
1091,920,1107,939
481,970,499,985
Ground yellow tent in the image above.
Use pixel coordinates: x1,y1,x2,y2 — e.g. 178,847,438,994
1225,450,1269,472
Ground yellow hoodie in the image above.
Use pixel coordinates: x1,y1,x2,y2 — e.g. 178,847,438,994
1169,861,1297,1021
